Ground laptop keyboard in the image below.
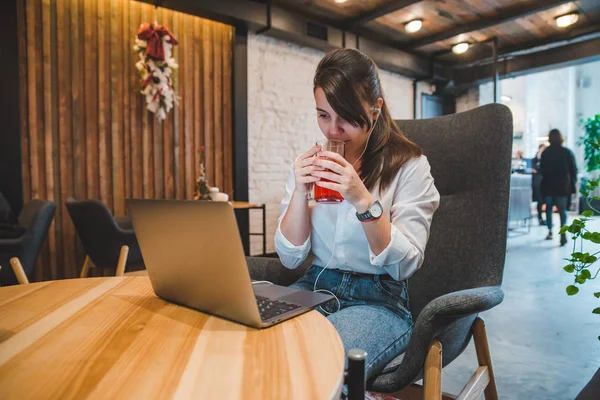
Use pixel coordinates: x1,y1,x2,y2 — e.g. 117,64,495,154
256,296,302,321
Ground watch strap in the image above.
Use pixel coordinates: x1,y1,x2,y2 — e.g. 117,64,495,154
356,201,381,222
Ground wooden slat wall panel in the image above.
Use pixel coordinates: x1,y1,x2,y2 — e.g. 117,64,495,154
213,26,223,191
182,14,193,200
222,26,233,197
18,0,234,280
163,10,174,201
193,18,202,194
203,24,214,187
57,0,76,279
122,0,131,202
174,11,184,200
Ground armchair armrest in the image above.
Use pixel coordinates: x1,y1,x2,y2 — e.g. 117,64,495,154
416,286,504,322
245,256,310,286
0,237,25,258
370,286,504,392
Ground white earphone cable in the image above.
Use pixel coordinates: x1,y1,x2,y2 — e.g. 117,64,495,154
313,106,381,315
352,107,381,168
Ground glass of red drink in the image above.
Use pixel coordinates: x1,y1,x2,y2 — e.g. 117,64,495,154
313,139,345,203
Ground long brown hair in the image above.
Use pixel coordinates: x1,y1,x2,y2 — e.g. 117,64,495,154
313,48,422,192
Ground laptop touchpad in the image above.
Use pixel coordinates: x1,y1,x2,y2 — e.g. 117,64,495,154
252,283,298,299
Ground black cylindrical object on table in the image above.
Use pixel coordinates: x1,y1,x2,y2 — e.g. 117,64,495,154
346,348,367,400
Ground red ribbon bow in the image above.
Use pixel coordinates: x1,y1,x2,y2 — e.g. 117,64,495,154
137,22,178,61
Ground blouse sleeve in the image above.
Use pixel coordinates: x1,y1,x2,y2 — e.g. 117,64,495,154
368,156,440,280
274,165,312,269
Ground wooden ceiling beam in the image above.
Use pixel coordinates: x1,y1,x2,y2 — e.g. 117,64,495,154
446,35,600,87
448,25,600,66
407,0,573,49
343,0,422,29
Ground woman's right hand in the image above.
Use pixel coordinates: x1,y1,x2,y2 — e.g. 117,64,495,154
293,145,321,194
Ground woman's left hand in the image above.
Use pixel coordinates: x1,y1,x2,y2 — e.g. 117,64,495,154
311,150,374,212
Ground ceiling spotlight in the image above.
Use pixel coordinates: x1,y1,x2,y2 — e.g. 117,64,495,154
405,19,423,33
555,12,579,28
334,0,348,3
452,42,469,54
501,95,512,103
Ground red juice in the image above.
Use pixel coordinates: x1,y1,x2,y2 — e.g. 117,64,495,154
313,139,345,203
315,168,343,203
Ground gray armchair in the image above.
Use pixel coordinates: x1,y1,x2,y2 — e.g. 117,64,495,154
246,103,513,399
65,198,145,277
0,200,57,285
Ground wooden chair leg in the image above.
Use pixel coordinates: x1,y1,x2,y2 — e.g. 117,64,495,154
80,256,92,278
10,257,29,285
424,340,442,400
115,245,129,277
472,317,499,400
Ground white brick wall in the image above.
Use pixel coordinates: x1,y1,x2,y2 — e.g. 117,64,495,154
247,33,416,255
455,87,479,114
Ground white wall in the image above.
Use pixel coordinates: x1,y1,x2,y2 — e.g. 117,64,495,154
247,33,418,255
455,87,479,114
575,60,600,172
501,74,530,157
478,81,496,106
504,68,576,158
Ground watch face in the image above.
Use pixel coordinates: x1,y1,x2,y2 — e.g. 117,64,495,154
370,201,383,218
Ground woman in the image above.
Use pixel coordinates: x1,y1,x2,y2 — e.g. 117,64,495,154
541,129,577,246
274,48,440,379
532,144,546,225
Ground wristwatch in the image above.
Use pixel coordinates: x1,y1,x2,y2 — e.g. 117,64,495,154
356,200,383,222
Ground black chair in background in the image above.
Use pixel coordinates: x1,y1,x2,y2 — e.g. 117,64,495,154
0,199,56,285
65,198,145,277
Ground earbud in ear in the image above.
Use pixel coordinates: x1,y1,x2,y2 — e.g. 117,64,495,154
373,107,381,120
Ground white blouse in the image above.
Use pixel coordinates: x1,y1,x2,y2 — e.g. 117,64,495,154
274,155,440,281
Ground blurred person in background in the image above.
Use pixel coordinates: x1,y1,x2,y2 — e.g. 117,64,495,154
532,144,546,225
541,129,577,246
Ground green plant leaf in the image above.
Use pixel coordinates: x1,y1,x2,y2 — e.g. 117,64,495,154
583,210,595,217
576,275,587,284
566,285,579,295
593,307,600,314
581,269,592,279
591,233,600,244
559,226,570,234
572,252,585,260
594,292,600,298
582,232,592,240
563,264,575,273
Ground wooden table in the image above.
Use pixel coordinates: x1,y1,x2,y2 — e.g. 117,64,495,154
0,277,345,399
231,201,267,255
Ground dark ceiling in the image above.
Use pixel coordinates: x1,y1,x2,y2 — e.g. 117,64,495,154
274,0,600,67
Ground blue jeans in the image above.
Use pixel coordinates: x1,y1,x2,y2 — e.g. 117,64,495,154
544,195,568,232
289,265,413,380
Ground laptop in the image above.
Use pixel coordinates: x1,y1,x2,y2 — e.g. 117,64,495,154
127,199,333,329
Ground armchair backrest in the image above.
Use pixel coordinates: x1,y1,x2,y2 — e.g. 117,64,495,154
395,104,513,317
0,199,56,285
65,198,126,269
